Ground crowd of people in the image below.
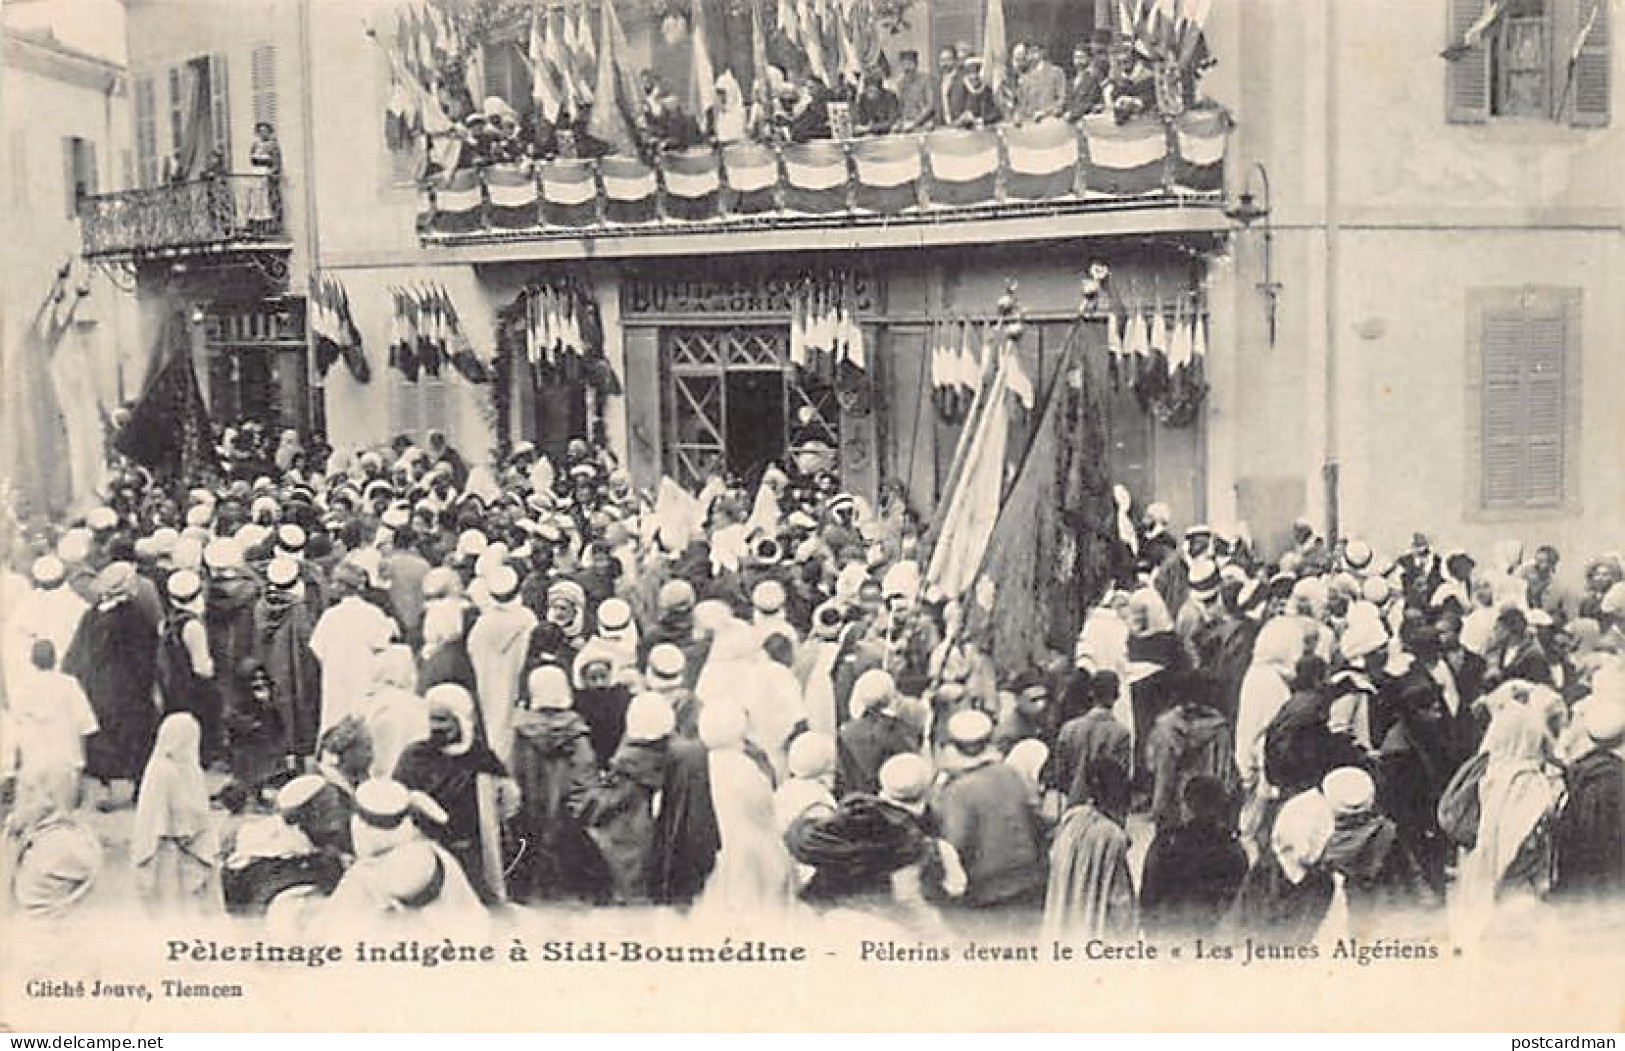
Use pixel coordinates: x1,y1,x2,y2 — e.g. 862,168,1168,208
448,32,1192,173
2,422,1623,947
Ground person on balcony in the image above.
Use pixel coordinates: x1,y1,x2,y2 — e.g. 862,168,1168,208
1103,39,1157,124
769,74,831,145
852,73,900,137
247,122,282,235
1009,43,1066,124
640,73,702,155
893,49,937,133
1065,38,1109,121
947,58,1001,129
934,48,959,131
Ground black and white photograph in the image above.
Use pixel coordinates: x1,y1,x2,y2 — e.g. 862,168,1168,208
0,0,1621,1034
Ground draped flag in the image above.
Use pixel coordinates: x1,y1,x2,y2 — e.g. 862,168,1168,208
926,128,1000,206
1171,105,1231,193
722,141,780,214
587,0,640,157
925,352,1011,602
115,311,215,485
982,0,1009,93
1082,114,1169,196
689,0,718,126
3,266,78,514
1442,1,1505,61
851,134,922,213
1002,119,1081,200
431,167,485,233
541,158,600,227
600,155,659,223
486,163,540,228
529,4,565,123
782,140,850,214
310,274,369,383
662,146,723,221
389,287,420,381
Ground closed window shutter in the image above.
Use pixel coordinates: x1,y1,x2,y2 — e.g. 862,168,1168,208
423,375,449,436
1480,309,1525,507
83,140,98,196
932,0,982,59
1447,0,1492,123
168,66,185,160
63,136,78,218
1571,0,1611,126
210,53,232,163
1520,304,1566,506
393,375,424,440
251,44,278,129
135,76,158,186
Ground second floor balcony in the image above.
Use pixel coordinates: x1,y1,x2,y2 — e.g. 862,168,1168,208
79,173,289,260
416,108,1232,252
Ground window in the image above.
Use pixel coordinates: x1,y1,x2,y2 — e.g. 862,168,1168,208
134,75,158,186
62,136,98,217
1448,0,1611,125
1468,288,1581,513
390,371,456,443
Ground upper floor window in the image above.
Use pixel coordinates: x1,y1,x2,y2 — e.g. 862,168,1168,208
1446,0,1611,126
63,135,98,217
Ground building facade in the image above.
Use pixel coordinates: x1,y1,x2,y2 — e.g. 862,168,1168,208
83,0,1623,569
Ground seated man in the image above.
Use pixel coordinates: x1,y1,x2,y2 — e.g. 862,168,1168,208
852,74,901,136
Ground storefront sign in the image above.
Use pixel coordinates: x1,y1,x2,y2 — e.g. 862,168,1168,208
625,272,875,317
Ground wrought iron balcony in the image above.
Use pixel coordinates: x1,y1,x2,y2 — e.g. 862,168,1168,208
79,173,287,259
417,107,1232,249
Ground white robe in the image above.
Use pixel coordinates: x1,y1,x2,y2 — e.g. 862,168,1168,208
466,601,537,764
309,597,397,733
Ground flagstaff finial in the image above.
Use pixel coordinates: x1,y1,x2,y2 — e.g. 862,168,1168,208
998,280,1024,341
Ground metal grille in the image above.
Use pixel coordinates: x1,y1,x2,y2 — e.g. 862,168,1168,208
662,327,840,490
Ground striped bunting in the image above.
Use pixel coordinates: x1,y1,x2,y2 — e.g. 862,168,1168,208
600,156,658,224
782,141,850,214
431,169,484,234
722,142,780,214
485,164,539,229
661,147,722,221
925,128,999,206
541,159,599,227
1172,106,1231,194
1002,119,1080,201
852,135,923,214
1081,115,1169,197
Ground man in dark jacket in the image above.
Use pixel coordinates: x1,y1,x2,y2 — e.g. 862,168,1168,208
1555,699,1625,901
837,670,921,797
1320,766,1438,934
932,710,1046,919
1139,774,1247,934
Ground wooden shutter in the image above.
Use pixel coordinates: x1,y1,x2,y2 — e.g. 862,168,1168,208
210,53,232,164
932,0,982,59
1520,295,1567,506
168,66,185,162
63,136,78,218
1447,0,1492,123
82,140,98,197
423,374,449,436
1480,306,1527,507
1571,0,1611,126
251,44,279,129
135,76,158,186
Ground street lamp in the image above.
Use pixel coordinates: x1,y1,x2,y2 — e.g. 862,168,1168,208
1225,162,1280,346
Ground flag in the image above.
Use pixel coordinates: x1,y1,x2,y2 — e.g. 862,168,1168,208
852,134,921,213
574,0,598,90
1172,105,1231,193
1571,1,1601,64
777,0,801,46
782,140,850,214
925,353,1011,601
799,0,829,87
530,5,564,122
600,155,659,223
690,0,718,123
751,0,773,98
544,7,580,120
1442,1,1505,60
981,0,1009,92
722,141,780,213
1082,113,1170,196
926,127,1000,205
1002,118,1081,200
662,146,723,220
486,163,539,228
587,0,638,157
114,311,213,482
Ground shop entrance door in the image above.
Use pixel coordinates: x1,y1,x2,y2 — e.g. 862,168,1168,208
662,326,840,491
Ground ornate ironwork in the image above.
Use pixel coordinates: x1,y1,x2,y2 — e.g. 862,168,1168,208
79,174,287,258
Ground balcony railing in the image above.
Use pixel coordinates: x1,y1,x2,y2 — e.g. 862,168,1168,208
79,173,286,258
418,108,1231,245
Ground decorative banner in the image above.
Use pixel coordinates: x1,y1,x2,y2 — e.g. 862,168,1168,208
1171,104,1233,193
485,163,539,229
389,284,490,384
1082,114,1170,196
925,128,1000,206
788,270,866,385
599,155,659,224
781,140,850,215
541,158,599,227
310,273,369,383
721,141,780,214
430,167,484,233
1003,119,1081,201
851,134,922,214
661,146,723,221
